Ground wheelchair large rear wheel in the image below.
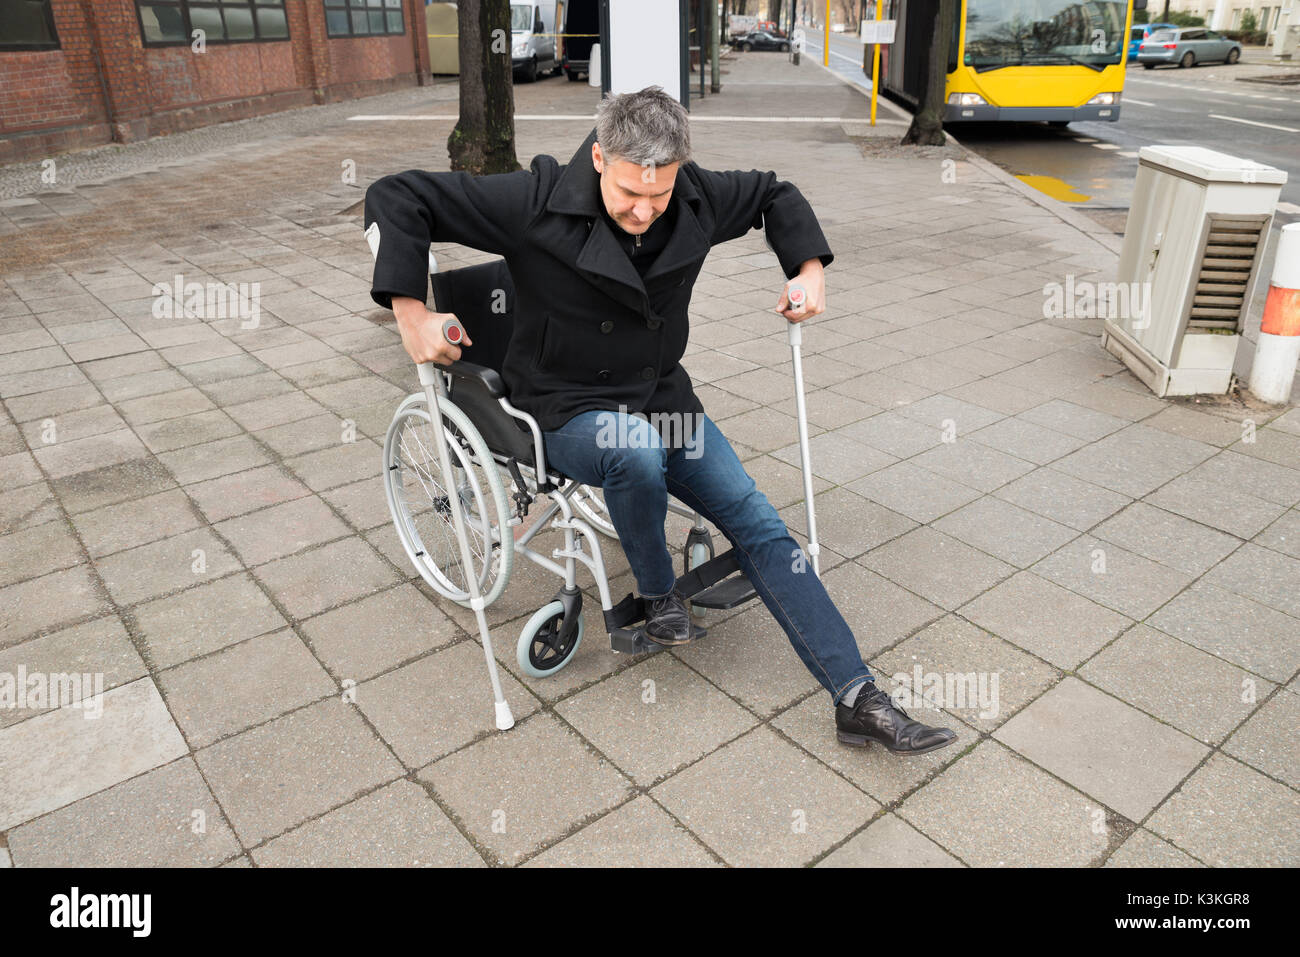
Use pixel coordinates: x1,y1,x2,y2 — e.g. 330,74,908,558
570,484,619,539
383,395,513,608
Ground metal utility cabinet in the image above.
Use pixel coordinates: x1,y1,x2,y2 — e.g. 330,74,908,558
1103,146,1287,397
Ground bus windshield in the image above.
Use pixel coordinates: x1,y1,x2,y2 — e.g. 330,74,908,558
964,0,1128,71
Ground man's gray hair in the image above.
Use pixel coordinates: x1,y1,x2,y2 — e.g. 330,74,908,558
594,86,691,168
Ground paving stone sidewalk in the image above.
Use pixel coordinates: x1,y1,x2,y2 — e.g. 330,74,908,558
0,52,1296,868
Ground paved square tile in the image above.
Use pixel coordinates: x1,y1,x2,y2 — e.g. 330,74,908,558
0,564,109,648
1091,502,1241,577
299,583,460,682
1254,508,1300,560
1032,537,1192,620
356,640,539,769
0,616,145,729
1146,754,1300,867
779,486,916,560
1221,689,1300,789
252,536,401,619
0,678,187,831
934,495,1078,568
1080,624,1272,746
994,467,1131,531
159,630,337,747
845,460,982,524
872,614,1058,732
896,740,1111,866
215,495,351,566
94,527,242,606
418,713,631,865
6,758,241,867
959,570,1130,668
994,677,1208,821
821,560,945,661
556,654,758,786
195,697,403,846
1200,542,1300,619
133,572,287,669
1051,424,1216,498
71,488,202,559
184,463,312,523
861,527,1016,611
672,603,823,717
525,794,720,868
652,726,875,867
817,812,964,867
1104,828,1204,868
252,780,483,867
1147,581,1300,683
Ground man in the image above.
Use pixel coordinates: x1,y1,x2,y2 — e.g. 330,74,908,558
365,86,955,755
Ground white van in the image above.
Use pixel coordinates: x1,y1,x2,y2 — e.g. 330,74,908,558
512,2,559,82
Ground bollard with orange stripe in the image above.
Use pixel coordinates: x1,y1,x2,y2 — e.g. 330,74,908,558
1249,222,1300,405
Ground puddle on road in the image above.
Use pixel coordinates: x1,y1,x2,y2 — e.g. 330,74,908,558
1014,173,1091,203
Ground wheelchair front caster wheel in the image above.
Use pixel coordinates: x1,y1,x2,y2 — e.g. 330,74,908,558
517,600,583,678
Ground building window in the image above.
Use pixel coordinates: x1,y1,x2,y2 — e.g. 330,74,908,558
0,0,60,49
135,0,290,47
324,0,406,38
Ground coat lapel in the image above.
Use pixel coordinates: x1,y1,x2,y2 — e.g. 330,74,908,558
545,128,710,318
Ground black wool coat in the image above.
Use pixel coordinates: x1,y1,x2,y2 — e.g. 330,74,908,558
364,127,833,433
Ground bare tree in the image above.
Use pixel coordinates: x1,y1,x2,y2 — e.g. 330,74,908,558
901,0,957,146
449,0,521,175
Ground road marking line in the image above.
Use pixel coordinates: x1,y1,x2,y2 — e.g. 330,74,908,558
1208,113,1300,132
1278,202,1300,214
1092,142,1123,150
1073,137,1099,142
1124,97,1156,106
1118,151,1139,157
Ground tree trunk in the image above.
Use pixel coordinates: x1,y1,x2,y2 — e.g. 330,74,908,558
449,0,521,175
901,0,956,146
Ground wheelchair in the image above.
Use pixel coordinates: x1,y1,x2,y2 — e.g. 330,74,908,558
381,255,772,684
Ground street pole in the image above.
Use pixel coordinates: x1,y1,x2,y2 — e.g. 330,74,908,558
870,0,882,125
710,0,721,92
824,0,830,64
1248,223,1300,404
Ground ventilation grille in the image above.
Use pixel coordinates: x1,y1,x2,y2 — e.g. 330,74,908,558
1189,217,1265,330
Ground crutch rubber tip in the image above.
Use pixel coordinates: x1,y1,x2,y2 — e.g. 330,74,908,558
495,700,515,731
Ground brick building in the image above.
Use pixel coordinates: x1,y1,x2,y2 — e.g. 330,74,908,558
0,0,432,164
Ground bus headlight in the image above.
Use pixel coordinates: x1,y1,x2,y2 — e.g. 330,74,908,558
513,42,528,56
946,93,987,107
1087,93,1119,106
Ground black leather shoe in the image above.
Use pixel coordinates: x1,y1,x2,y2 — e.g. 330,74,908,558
642,589,703,646
836,683,958,755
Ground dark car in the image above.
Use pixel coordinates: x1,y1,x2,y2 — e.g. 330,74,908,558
732,30,790,52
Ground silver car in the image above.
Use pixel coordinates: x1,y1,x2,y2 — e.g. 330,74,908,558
1137,27,1242,69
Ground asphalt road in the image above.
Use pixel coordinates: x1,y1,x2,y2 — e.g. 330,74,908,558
800,30,1300,222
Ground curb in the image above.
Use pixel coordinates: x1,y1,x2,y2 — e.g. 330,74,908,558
803,48,1125,259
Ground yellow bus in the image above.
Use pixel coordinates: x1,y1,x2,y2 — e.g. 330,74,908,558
881,0,1142,125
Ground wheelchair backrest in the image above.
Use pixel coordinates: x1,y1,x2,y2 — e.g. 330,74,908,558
429,258,514,376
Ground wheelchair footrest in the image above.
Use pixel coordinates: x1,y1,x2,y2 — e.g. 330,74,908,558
609,624,708,655
690,575,758,609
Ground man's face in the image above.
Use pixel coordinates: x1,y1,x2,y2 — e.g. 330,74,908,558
592,142,678,235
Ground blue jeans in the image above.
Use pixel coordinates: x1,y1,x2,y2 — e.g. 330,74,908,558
543,409,873,705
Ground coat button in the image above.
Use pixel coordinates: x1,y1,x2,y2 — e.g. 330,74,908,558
647,317,662,330
597,370,610,382
600,320,614,334
640,366,655,381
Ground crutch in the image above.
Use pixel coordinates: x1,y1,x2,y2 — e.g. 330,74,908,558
366,228,513,731
415,324,515,731
785,283,820,577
